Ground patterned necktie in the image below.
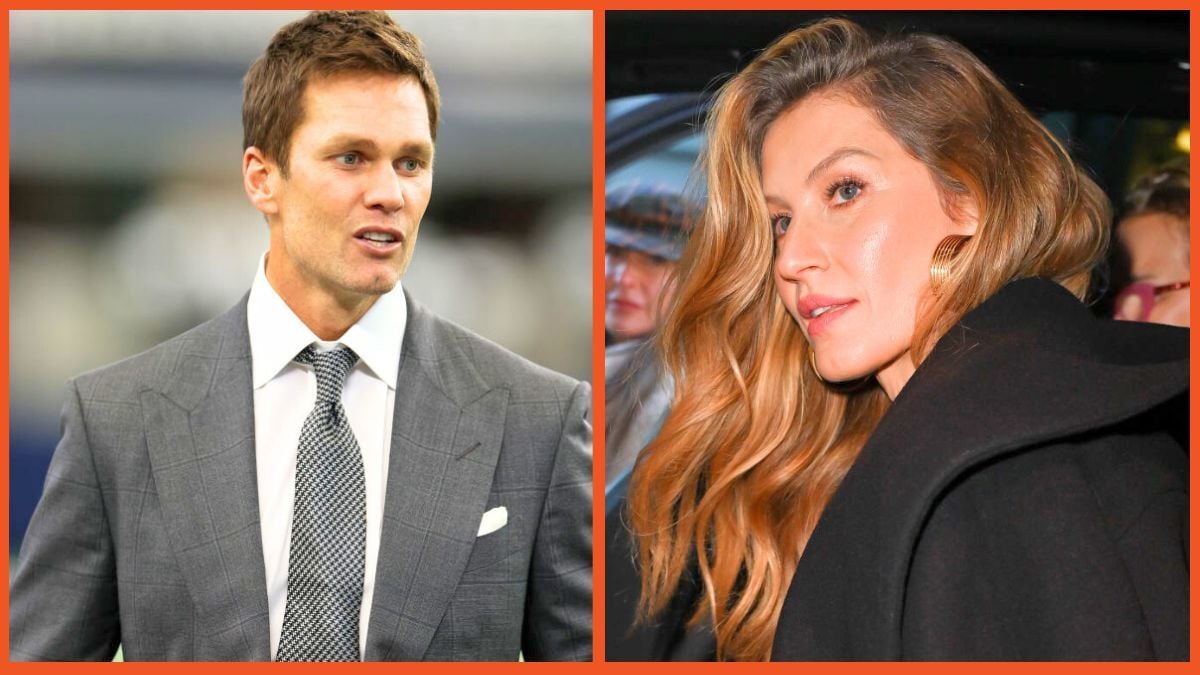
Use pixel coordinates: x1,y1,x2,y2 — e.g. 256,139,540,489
276,345,365,662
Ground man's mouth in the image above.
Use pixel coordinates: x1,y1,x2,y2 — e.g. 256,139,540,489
358,232,397,246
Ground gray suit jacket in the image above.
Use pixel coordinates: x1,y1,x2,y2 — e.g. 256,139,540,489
10,292,592,661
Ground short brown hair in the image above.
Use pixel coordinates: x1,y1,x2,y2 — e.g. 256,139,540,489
242,10,440,175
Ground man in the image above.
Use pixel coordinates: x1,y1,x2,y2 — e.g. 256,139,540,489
10,11,591,662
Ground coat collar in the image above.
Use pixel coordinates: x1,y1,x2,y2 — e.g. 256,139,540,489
774,278,1189,659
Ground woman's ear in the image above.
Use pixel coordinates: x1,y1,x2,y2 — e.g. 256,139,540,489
243,146,279,217
952,193,980,237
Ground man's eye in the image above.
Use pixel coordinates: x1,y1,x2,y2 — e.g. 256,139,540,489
336,153,360,166
399,159,422,173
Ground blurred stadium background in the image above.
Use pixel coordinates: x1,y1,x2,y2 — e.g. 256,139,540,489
10,10,593,556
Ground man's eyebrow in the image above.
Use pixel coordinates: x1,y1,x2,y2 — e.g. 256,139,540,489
321,134,434,160
806,146,877,183
397,140,435,161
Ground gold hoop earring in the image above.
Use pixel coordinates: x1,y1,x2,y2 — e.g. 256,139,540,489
930,234,972,296
808,344,824,383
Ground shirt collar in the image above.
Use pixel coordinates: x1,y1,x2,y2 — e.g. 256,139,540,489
246,253,406,389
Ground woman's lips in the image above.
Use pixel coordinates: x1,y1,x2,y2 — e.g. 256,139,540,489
800,299,856,338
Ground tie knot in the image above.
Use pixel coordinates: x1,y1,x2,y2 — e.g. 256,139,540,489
295,345,358,403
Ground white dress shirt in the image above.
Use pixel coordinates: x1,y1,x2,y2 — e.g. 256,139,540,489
246,254,406,660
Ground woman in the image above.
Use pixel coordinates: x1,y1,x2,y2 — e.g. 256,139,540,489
615,18,1188,661
1113,164,1189,326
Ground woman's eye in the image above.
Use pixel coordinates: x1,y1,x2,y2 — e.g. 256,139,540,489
828,179,863,204
770,214,792,236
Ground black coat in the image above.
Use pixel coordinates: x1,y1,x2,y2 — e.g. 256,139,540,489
609,278,1189,661
606,475,716,661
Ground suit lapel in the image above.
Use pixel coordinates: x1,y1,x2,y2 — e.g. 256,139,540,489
365,295,507,661
142,298,271,660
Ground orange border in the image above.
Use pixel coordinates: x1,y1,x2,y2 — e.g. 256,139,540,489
1190,7,1197,669
592,5,608,666
1191,7,1199,664
0,4,10,669
602,0,1188,8
3,2,1197,673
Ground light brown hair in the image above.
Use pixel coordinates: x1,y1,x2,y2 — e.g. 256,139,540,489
242,10,440,176
1122,163,1189,222
628,17,1110,660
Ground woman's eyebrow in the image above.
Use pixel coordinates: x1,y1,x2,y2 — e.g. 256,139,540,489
806,146,878,183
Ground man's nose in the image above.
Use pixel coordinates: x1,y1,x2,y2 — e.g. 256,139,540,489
365,165,406,213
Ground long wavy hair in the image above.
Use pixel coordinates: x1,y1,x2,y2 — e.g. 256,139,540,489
627,18,1110,661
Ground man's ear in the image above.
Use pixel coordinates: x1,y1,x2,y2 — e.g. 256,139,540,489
243,146,279,216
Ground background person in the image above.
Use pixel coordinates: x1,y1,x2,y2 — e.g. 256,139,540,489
604,183,689,490
1112,164,1189,326
604,183,688,344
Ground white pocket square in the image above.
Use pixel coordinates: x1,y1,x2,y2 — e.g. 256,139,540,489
477,506,508,537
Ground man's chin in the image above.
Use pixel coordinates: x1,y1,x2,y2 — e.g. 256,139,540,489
356,276,401,297
363,260,410,292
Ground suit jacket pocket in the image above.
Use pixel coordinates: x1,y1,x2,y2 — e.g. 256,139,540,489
462,511,526,577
